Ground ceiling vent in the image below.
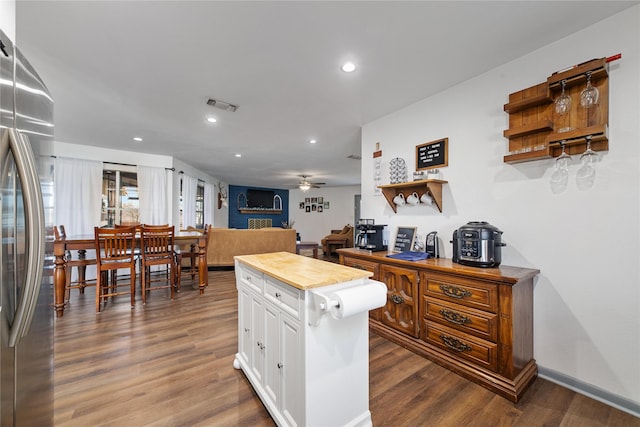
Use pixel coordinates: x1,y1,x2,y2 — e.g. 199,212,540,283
206,98,239,112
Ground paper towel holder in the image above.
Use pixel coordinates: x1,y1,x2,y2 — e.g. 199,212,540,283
308,291,340,327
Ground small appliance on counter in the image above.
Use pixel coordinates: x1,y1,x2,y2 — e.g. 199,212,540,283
425,231,439,258
451,221,505,268
355,220,388,251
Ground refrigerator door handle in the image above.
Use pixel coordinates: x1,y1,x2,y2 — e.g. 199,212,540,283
2,129,46,347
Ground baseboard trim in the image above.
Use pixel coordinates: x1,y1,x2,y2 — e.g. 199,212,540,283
538,366,640,418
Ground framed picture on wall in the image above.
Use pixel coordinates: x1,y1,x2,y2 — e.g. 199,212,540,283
306,206,310,212
324,202,330,209
299,202,304,209
318,197,324,204
318,205,323,213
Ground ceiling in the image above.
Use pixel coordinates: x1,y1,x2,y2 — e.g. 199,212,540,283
15,1,637,189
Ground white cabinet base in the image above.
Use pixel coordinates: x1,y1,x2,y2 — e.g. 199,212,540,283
234,255,384,427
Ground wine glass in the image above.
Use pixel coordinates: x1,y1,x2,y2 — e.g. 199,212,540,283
580,71,599,108
550,141,571,193
554,79,572,115
576,135,597,190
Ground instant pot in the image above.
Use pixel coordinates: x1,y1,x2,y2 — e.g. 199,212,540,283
451,221,505,268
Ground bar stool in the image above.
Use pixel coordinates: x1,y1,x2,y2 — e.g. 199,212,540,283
54,225,97,301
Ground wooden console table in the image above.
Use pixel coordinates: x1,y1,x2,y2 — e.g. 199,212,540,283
337,247,540,402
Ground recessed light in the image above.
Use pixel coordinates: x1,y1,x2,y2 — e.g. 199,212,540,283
235,154,242,158
207,117,217,123
133,137,143,142
341,62,356,73
309,139,317,144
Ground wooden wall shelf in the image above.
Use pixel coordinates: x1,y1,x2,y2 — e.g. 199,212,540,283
503,57,610,164
378,179,447,213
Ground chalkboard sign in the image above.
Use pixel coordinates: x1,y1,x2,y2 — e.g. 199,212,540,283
416,137,448,171
393,226,417,252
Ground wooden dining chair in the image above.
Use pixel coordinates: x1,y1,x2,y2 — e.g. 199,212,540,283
94,226,137,313
139,224,177,303
54,225,97,302
175,224,210,291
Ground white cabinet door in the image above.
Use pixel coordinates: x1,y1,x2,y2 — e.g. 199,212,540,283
250,294,265,383
263,302,281,409
238,286,252,366
280,312,301,427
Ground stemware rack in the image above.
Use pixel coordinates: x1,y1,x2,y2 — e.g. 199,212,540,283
503,57,613,164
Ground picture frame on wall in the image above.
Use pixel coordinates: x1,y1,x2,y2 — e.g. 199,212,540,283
318,197,324,204
306,206,310,212
299,202,304,209
416,137,448,171
324,202,330,209
318,205,323,213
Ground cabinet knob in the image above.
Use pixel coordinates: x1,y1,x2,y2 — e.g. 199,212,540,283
391,294,405,304
277,363,284,369
244,327,250,332
275,292,281,298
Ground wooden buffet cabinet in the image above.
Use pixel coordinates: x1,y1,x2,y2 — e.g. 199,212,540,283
338,248,540,402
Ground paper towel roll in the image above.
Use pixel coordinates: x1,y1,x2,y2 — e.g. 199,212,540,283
329,281,387,320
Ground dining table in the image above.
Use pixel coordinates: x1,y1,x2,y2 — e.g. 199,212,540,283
52,229,207,318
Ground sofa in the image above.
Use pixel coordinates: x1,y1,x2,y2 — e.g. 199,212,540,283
207,228,297,267
321,225,354,255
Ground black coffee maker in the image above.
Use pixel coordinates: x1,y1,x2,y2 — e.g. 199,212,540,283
355,221,388,251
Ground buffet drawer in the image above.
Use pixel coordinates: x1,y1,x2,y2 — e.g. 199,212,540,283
423,296,498,342
342,257,379,279
423,273,498,313
424,321,498,372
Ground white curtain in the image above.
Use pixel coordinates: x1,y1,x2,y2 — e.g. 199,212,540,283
204,182,215,227
182,174,198,228
137,165,168,225
55,157,102,235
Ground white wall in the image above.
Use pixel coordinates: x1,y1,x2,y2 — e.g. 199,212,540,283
51,142,228,228
288,186,359,244
361,6,640,413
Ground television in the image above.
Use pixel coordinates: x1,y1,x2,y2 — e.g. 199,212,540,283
247,189,275,209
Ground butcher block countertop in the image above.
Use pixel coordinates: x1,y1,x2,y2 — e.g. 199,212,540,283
234,252,372,290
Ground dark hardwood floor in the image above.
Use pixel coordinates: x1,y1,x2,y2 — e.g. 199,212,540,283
53,268,639,426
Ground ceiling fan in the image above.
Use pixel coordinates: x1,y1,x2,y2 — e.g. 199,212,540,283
296,175,326,192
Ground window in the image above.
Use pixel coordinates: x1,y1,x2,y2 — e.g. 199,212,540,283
101,167,139,226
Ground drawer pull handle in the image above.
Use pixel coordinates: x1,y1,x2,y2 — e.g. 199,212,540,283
439,284,472,299
439,334,472,353
352,264,366,271
439,309,472,325
391,294,404,304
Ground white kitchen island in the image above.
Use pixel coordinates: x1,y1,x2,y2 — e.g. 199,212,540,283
233,252,386,427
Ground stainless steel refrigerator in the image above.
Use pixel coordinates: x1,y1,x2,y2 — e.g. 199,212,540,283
0,29,54,426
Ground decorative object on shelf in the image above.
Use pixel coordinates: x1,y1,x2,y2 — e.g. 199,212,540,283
413,171,425,181
406,192,420,206
373,142,383,195
217,182,228,209
281,220,295,229
237,192,247,209
389,157,407,184
416,138,448,171
273,194,282,210
503,54,620,164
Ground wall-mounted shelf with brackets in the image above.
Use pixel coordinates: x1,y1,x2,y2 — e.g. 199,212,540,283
503,57,612,164
378,179,447,213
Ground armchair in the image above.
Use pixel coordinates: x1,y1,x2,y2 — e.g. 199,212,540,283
321,225,354,255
